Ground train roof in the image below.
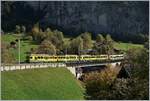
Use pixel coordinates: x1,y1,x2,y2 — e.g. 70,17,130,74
30,54,124,56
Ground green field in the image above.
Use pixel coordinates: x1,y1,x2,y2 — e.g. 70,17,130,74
1,68,84,100
114,42,143,51
2,34,38,62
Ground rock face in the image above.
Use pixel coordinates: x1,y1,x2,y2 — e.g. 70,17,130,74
2,1,149,38
28,1,149,36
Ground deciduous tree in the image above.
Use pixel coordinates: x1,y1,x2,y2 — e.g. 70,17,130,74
94,34,105,54
15,25,21,34
69,36,83,54
36,39,56,55
81,32,93,51
1,42,16,64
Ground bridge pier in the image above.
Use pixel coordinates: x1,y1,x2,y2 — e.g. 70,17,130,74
65,66,83,79
76,67,83,79
66,66,76,76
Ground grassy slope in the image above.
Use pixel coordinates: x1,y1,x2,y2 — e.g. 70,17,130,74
2,34,38,62
114,42,143,51
1,68,84,100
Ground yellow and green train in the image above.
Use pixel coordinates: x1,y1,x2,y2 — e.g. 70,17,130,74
29,54,124,63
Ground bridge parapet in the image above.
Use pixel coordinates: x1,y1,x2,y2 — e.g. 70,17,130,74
1,63,66,71
1,61,122,72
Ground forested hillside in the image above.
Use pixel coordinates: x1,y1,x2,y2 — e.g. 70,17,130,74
2,1,149,44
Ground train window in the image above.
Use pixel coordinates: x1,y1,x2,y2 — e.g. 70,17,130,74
30,57,32,59
41,56,43,59
35,57,38,60
49,57,52,59
38,57,40,59
43,57,48,59
61,57,64,59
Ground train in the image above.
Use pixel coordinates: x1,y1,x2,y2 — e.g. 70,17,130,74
28,54,124,63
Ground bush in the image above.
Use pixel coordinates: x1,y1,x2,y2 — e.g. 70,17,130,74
84,66,119,100
111,78,149,100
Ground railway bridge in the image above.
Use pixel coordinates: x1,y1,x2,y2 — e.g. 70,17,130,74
66,61,122,79
1,60,123,79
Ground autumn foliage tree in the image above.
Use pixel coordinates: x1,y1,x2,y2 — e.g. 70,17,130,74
94,34,105,54
105,34,114,55
81,32,93,51
1,42,16,64
36,39,56,55
84,65,119,100
69,36,83,54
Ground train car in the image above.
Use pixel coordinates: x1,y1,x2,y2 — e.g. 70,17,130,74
110,54,124,60
75,55,108,62
29,54,57,62
96,55,108,61
57,55,66,62
29,54,124,63
57,55,78,62
81,55,94,61
67,55,78,62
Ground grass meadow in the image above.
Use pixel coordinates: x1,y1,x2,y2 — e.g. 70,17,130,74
1,68,84,100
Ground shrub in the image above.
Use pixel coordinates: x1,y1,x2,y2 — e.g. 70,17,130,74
84,65,119,100
111,78,149,100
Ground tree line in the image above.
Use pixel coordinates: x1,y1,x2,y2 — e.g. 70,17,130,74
2,23,149,63
28,23,117,56
2,23,118,64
